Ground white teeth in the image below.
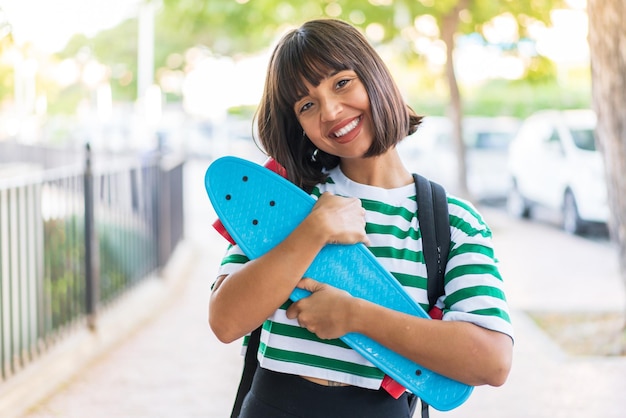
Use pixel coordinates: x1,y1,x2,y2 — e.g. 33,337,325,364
334,117,360,138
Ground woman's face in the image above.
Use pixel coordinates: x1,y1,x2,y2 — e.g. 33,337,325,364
293,70,374,160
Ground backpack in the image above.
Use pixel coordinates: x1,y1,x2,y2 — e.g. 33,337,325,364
230,173,450,418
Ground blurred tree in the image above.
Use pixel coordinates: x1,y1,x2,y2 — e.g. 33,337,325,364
61,19,139,102
587,1,626,289
0,7,14,108
393,0,563,199
0,32,14,107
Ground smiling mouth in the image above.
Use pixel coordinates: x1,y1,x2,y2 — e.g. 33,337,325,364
333,116,361,138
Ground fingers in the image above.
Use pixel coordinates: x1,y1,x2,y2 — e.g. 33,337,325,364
285,279,351,340
314,193,369,246
285,303,298,320
285,278,325,321
286,278,318,320
296,277,320,292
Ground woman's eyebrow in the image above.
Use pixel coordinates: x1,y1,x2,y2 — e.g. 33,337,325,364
293,94,308,109
294,68,349,103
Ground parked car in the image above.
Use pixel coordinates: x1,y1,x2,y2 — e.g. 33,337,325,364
397,116,520,203
506,109,608,234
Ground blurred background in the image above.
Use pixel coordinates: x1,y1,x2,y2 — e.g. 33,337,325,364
0,0,601,224
0,0,590,155
1,1,624,417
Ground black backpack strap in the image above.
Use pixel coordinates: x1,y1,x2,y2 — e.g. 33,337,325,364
413,173,450,418
230,326,262,418
413,173,450,310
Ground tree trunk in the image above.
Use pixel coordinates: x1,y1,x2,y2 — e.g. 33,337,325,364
441,0,470,200
587,0,626,281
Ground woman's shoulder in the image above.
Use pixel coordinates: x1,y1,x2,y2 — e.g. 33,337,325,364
444,193,493,236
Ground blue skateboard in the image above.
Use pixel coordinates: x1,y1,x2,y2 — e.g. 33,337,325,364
205,156,472,411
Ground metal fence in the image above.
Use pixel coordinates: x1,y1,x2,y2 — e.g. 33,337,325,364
0,146,184,382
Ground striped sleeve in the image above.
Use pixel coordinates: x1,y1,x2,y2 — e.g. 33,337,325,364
217,244,249,277
441,197,514,341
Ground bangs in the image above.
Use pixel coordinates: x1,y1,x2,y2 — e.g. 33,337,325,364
274,31,351,110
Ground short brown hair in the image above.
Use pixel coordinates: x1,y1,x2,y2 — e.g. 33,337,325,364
255,19,421,191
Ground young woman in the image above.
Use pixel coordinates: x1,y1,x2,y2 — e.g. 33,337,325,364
210,18,514,418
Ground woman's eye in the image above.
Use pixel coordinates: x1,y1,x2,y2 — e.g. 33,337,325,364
336,79,350,89
299,102,313,113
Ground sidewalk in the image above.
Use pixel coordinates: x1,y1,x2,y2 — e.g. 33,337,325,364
16,159,626,417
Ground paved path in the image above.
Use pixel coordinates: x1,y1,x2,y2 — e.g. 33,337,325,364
20,159,626,418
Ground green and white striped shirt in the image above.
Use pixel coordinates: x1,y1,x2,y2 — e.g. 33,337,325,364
217,165,514,390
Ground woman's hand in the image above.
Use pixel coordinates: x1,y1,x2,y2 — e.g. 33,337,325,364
310,192,370,246
285,278,355,340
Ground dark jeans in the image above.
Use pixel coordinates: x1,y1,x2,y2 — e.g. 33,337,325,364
239,367,414,418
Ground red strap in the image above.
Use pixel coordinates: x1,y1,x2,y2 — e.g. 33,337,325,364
428,306,443,320
212,218,236,245
381,375,406,399
262,157,287,178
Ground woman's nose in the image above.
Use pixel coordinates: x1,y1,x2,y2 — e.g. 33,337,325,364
320,97,341,122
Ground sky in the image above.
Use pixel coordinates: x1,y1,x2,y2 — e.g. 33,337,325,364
1,0,141,52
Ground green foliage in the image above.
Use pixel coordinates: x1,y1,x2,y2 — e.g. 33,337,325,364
59,19,139,102
43,214,156,330
158,0,302,55
44,0,579,111
459,79,590,118
97,222,156,303
471,0,559,26
45,84,87,115
228,104,257,119
44,216,85,331
406,58,589,119
0,64,12,102
0,33,14,103
525,55,557,83
149,0,576,91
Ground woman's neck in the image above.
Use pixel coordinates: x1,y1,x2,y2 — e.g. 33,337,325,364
339,148,412,188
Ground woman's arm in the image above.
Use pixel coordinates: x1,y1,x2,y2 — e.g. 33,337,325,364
286,278,513,387
350,297,513,386
209,192,369,343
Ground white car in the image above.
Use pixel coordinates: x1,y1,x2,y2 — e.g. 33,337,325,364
397,116,520,203
506,109,609,234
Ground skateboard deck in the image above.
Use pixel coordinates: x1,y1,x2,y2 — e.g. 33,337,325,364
205,156,472,411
